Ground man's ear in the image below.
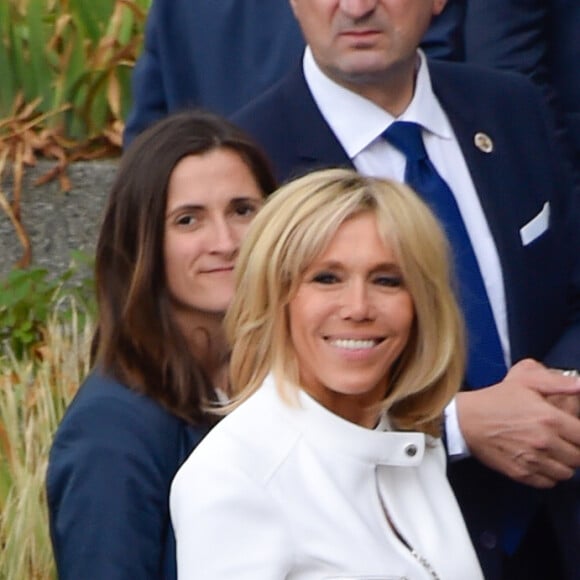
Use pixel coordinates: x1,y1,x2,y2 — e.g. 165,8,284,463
432,0,448,17
289,0,299,17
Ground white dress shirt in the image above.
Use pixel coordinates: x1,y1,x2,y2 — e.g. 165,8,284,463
171,374,484,579
303,47,510,367
303,48,511,456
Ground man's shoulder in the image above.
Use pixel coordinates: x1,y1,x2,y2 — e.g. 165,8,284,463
428,58,541,99
232,65,353,182
232,65,329,181
232,65,305,130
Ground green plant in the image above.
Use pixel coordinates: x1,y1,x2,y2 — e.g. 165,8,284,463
0,0,151,143
0,0,151,266
0,299,93,579
0,251,96,359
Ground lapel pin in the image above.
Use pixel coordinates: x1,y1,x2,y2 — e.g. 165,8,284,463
474,132,494,153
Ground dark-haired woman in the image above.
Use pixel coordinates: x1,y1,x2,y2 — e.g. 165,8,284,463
46,110,276,580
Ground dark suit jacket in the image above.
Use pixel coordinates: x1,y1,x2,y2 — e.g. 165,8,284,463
123,0,305,146
460,0,579,170
46,370,210,580
232,61,580,578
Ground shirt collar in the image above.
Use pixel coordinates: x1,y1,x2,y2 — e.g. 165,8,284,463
303,47,453,158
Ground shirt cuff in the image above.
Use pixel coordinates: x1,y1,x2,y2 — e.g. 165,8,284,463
444,397,471,460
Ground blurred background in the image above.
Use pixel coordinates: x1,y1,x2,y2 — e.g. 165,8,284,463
0,2,150,577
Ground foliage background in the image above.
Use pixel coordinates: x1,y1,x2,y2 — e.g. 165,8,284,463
0,1,150,576
1,0,151,267
1,0,151,145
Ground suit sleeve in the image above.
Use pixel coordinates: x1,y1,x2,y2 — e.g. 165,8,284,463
46,389,179,580
171,446,294,579
464,0,548,79
123,0,169,148
535,74,580,369
544,186,580,369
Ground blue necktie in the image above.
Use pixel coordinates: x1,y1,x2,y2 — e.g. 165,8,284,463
383,121,506,388
384,122,527,554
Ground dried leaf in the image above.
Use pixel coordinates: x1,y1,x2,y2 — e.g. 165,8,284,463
103,125,123,148
33,166,61,187
106,70,122,119
21,137,37,166
58,171,72,192
0,186,31,268
16,98,43,122
13,142,24,218
53,13,73,40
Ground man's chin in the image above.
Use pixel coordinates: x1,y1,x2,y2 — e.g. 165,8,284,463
325,56,393,83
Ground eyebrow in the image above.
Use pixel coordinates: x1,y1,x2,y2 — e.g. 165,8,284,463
166,196,262,217
311,259,402,271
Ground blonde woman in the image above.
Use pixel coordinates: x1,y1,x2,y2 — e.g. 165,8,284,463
171,168,483,579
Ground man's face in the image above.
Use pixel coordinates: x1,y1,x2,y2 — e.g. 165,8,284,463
290,0,446,88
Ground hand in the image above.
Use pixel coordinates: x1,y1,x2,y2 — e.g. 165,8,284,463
456,358,580,489
546,370,580,416
546,392,580,417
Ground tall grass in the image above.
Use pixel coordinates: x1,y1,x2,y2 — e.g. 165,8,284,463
0,299,93,579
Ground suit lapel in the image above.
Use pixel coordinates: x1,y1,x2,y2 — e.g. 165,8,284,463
428,60,556,361
428,61,518,251
281,68,353,172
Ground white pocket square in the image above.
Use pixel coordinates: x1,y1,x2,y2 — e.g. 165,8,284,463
519,202,550,246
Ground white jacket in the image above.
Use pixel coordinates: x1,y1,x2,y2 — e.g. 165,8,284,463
170,374,483,579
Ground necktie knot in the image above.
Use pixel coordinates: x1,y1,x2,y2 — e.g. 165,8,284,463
382,121,427,162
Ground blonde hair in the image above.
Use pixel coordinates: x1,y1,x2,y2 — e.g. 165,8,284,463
224,168,464,436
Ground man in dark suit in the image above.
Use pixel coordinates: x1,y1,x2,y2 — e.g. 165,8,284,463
122,0,467,148
123,0,305,146
232,1,580,578
123,0,472,147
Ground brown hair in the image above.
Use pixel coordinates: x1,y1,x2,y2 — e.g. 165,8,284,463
92,110,277,423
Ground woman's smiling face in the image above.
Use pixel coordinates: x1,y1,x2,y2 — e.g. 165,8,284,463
288,211,415,427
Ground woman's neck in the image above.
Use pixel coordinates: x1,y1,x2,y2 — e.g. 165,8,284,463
174,309,230,393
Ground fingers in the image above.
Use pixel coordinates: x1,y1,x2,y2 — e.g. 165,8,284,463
517,431,580,479
554,405,580,447
499,409,580,487
510,446,577,488
455,371,580,488
507,358,580,397
546,393,580,417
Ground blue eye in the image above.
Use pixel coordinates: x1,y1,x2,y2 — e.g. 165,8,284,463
374,274,403,287
312,272,339,284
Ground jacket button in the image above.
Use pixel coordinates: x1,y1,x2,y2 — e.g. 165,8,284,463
404,444,418,457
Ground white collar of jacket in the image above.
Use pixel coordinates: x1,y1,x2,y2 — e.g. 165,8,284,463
255,373,429,468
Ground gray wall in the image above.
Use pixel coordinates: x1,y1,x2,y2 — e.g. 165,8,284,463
0,160,118,279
